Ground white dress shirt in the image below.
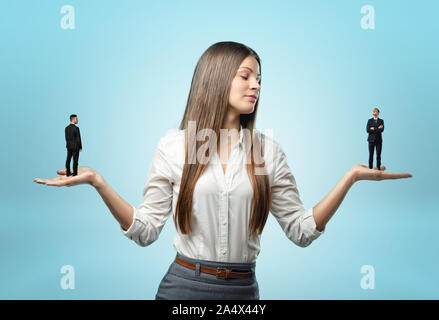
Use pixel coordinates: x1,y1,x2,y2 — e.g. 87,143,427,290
121,125,325,263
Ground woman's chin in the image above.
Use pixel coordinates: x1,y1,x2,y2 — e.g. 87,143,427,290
240,106,255,114
230,104,255,115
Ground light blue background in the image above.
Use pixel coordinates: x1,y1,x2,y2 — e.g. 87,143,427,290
1,0,437,299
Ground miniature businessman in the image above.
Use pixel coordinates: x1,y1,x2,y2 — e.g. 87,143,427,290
366,107,384,170
65,114,82,176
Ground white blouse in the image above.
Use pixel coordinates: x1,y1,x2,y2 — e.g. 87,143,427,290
121,125,325,263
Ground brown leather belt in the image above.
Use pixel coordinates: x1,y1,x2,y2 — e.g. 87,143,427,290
174,256,253,279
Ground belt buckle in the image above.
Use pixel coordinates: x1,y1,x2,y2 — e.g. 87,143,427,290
216,267,229,279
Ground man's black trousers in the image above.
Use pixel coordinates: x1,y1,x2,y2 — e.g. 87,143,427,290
66,148,80,176
368,139,382,170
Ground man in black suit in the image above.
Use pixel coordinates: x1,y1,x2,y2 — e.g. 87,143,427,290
65,114,82,176
366,107,384,170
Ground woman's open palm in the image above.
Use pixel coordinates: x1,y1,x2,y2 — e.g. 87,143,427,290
34,166,96,187
353,164,413,181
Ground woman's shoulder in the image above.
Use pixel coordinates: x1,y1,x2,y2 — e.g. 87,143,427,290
252,128,281,153
159,128,185,144
158,128,186,165
248,128,284,176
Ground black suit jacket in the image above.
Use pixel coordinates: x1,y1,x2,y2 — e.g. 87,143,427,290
366,117,384,143
65,123,82,149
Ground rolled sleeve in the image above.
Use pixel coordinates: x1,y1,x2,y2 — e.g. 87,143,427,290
270,144,325,247
121,137,174,247
120,205,139,237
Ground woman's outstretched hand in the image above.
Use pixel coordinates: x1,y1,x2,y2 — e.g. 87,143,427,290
33,166,98,187
34,167,132,229
352,164,413,182
312,164,413,231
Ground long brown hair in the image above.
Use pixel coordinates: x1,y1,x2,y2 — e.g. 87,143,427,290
174,41,271,240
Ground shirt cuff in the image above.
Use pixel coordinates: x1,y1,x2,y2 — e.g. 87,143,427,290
120,205,138,237
304,206,325,238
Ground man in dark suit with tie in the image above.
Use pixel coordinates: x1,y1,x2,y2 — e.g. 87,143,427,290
366,107,384,170
65,114,82,176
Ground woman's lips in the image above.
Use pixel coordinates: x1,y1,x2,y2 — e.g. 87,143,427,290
245,95,256,102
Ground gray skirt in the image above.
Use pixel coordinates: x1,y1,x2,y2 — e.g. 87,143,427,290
155,252,259,300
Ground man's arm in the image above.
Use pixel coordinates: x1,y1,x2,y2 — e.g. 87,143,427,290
377,120,384,133
77,127,82,149
366,120,375,133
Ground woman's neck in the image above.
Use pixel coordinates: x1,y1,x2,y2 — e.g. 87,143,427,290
222,109,240,132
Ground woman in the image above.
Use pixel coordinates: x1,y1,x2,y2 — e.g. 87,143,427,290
34,41,412,299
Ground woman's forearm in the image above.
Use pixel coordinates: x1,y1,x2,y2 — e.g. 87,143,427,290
91,173,134,231
312,168,357,232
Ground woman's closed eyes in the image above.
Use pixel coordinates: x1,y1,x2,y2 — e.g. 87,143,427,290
240,75,261,84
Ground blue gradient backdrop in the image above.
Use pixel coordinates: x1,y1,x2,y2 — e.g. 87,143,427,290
1,0,437,299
